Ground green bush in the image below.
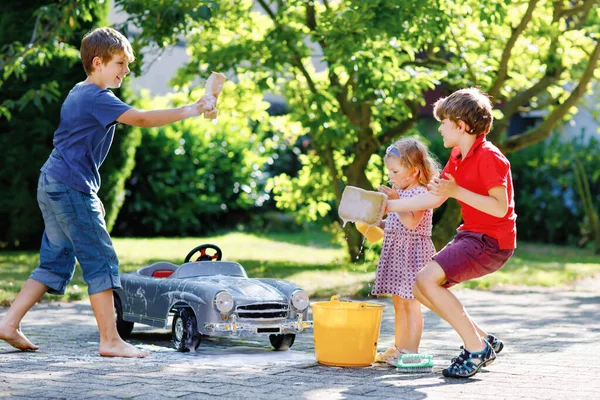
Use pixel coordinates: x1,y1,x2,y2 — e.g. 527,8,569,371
508,133,600,246
113,82,275,236
0,1,127,249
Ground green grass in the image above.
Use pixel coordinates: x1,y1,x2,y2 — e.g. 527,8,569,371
461,242,600,289
1,231,599,305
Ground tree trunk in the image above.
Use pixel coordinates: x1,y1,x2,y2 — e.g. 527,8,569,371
340,172,375,262
344,222,365,261
431,199,462,251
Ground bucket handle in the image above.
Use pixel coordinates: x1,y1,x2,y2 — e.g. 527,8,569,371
329,295,367,309
330,295,353,303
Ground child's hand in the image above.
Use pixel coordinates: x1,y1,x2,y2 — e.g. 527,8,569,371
428,173,459,197
378,185,399,200
195,94,217,115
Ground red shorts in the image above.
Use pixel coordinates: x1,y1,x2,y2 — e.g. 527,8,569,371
432,230,514,288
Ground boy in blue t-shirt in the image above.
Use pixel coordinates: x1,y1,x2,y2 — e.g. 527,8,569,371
0,27,216,358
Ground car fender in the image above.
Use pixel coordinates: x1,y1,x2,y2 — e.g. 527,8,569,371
166,292,207,309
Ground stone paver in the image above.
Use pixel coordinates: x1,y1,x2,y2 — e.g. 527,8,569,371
1,283,599,399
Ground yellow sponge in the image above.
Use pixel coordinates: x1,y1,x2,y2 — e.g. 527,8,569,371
356,222,384,243
338,186,387,226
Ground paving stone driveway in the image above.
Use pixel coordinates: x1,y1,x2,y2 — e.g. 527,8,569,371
1,285,599,399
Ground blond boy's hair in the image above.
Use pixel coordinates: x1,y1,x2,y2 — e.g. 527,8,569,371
433,87,494,136
80,27,135,75
385,137,441,187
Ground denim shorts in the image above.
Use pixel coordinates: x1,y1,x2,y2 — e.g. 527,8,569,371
432,231,514,288
30,172,121,295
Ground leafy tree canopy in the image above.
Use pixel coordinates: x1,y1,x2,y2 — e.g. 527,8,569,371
120,0,599,258
4,0,597,257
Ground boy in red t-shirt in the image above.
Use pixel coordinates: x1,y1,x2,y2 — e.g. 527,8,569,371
384,87,516,378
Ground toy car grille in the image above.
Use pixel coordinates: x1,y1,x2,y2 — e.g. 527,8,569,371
236,303,289,319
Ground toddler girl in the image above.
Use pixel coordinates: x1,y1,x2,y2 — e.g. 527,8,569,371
373,137,440,364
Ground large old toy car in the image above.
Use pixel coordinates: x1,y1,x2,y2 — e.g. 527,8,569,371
113,244,313,352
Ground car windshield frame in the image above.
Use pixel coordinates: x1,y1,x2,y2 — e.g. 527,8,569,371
174,261,247,279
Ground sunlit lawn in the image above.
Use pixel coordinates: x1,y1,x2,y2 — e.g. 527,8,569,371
461,242,600,289
1,230,599,305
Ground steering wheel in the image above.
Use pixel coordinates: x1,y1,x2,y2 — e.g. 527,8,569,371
184,244,223,263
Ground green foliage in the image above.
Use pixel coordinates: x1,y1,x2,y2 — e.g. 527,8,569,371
0,1,100,120
4,0,599,259
113,80,275,236
509,132,600,246
0,0,216,248
123,0,598,259
112,0,217,75
0,0,111,249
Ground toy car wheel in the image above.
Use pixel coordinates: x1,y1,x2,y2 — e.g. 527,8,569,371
172,308,201,352
269,333,295,351
113,294,134,338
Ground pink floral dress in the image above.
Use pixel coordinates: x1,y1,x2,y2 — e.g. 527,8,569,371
372,185,436,299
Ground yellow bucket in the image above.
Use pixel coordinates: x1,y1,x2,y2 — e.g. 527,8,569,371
311,295,385,367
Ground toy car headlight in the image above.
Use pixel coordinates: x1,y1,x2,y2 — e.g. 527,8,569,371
291,290,309,311
214,291,234,313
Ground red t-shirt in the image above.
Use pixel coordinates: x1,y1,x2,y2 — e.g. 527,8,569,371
441,135,517,249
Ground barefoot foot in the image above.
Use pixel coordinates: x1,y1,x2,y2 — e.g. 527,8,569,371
99,338,151,358
0,325,39,351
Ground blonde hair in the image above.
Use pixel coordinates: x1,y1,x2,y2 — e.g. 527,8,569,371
80,27,135,75
385,137,440,186
433,87,493,136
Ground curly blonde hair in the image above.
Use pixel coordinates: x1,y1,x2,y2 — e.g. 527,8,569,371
385,136,441,186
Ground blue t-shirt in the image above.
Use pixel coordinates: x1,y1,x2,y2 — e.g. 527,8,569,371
41,83,132,194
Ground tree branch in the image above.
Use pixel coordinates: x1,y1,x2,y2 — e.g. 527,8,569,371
256,0,317,93
570,0,597,30
329,72,355,123
559,0,595,18
306,2,316,31
449,27,478,85
256,0,276,20
292,54,317,93
399,56,449,68
489,0,539,98
489,34,563,142
501,39,600,154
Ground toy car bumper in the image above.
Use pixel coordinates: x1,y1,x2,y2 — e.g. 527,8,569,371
202,314,313,335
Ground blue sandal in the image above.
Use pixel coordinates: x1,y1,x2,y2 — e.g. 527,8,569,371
456,334,503,367
486,334,504,354
443,340,496,378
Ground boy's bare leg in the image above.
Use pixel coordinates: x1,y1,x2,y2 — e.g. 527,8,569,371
415,261,484,352
90,289,150,358
0,279,48,350
413,284,488,338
